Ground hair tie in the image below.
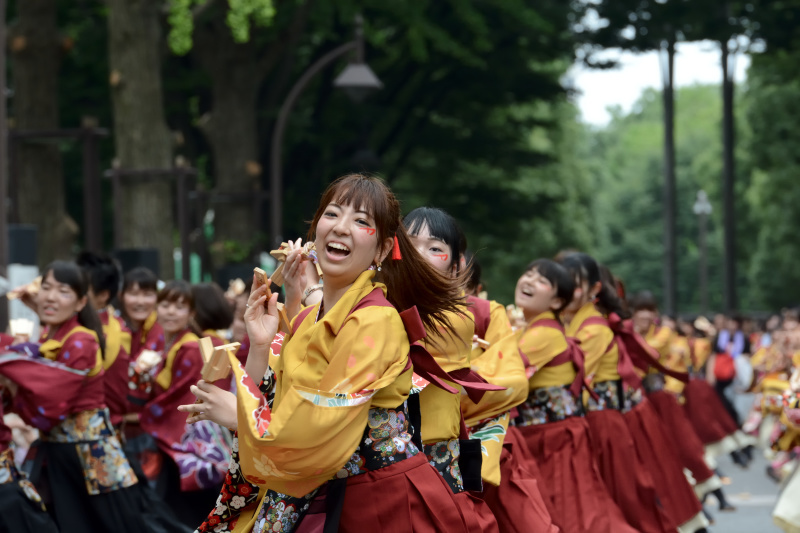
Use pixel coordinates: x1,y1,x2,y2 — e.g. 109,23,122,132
392,234,402,260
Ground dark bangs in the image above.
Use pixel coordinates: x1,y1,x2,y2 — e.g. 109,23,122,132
192,283,234,330
308,174,397,244
157,280,194,309
526,258,574,309
629,291,658,312
403,207,466,270
43,260,90,298
560,252,598,286
77,251,122,300
122,267,158,293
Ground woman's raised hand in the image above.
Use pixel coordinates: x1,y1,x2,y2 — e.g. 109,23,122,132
178,380,238,431
245,273,280,349
282,238,309,306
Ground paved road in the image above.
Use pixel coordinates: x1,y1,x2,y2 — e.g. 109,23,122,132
706,452,783,533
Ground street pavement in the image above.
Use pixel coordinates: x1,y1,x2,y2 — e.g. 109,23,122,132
705,451,784,533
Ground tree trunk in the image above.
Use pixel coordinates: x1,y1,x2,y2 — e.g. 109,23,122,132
193,4,309,259
660,39,677,316
721,41,737,312
10,0,74,265
193,18,262,260
106,0,174,277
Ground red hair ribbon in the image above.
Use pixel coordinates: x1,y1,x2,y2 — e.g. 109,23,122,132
392,234,402,260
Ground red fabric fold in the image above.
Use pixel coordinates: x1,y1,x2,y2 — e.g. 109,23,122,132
624,399,702,529
615,316,689,383
483,427,559,533
586,409,673,533
447,367,505,404
517,417,638,533
648,390,715,484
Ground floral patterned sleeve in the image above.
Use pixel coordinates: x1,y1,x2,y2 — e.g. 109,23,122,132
197,359,277,532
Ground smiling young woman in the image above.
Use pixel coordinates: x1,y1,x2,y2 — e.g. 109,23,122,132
0,261,167,532
190,174,471,533
403,207,500,532
120,267,164,360
512,259,639,533
127,280,231,529
404,207,561,533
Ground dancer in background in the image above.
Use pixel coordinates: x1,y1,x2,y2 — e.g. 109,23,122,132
76,251,132,429
127,280,230,528
560,253,671,533
631,293,734,517
120,267,164,360
192,283,235,347
512,259,637,533
464,253,559,533
0,261,160,532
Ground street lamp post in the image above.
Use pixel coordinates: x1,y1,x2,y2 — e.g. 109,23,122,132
693,190,713,314
268,14,382,248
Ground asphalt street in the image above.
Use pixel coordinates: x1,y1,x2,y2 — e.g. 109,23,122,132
705,447,784,532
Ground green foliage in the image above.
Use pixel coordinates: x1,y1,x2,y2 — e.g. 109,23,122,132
167,0,205,55
166,0,276,55
743,49,800,309
226,0,276,43
582,84,757,313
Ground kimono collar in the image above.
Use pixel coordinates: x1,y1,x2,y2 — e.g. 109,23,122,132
155,328,199,391
203,329,226,342
39,316,103,376
138,311,158,344
567,301,601,335
316,270,385,334
528,310,558,329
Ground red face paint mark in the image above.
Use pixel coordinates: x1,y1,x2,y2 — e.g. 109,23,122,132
434,254,449,262
359,228,376,235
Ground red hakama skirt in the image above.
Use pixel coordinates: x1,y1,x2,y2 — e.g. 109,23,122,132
682,379,739,443
338,453,470,532
648,390,716,484
586,409,673,533
483,427,559,533
453,491,499,533
624,398,703,530
517,416,638,533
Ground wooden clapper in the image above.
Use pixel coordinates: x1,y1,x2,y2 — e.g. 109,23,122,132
253,267,291,333
185,337,239,423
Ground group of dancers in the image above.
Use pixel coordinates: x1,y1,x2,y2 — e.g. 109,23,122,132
0,173,797,533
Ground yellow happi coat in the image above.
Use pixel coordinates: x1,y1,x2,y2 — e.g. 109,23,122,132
525,312,575,389
230,271,413,499
462,299,527,486
418,308,474,446
566,302,619,385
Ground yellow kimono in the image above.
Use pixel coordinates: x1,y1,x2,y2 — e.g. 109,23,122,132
513,312,584,427
645,324,675,362
417,307,473,492
565,302,617,385
664,336,692,395
483,300,513,345
231,270,413,498
524,312,574,390
462,297,525,486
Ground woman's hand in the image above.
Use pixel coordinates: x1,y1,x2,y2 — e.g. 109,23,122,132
245,274,280,349
282,239,308,316
178,380,238,431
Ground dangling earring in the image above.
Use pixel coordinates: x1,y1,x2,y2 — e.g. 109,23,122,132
376,261,382,272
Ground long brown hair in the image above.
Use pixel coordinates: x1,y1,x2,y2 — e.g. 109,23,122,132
308,174,464,333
